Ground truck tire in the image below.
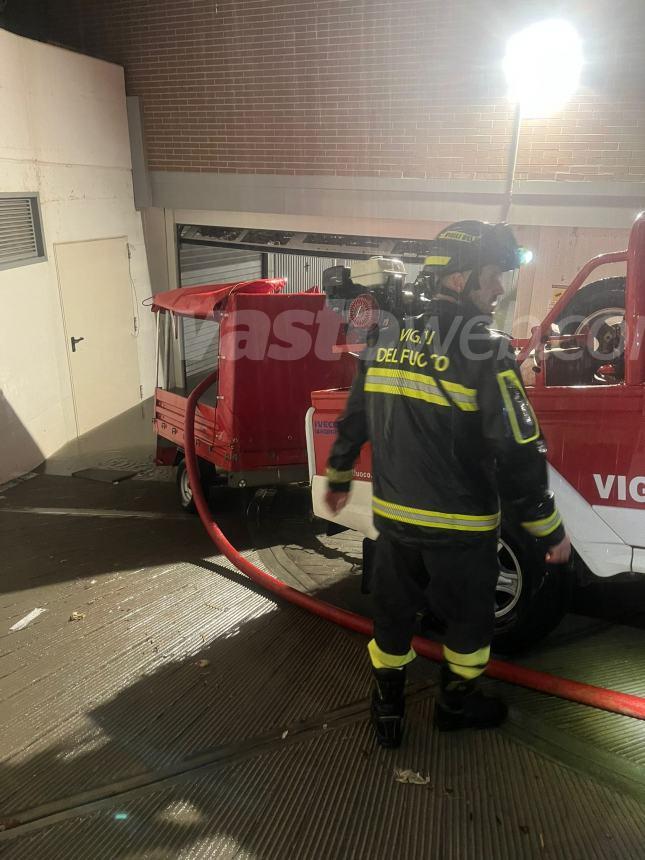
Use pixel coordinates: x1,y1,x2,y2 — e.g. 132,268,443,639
555,276,625,353
492,521,574,655
176,457,213,514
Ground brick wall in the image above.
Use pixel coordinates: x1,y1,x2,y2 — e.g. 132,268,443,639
47,0,645,181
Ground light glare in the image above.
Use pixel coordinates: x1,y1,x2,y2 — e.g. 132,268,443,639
504,20,583,118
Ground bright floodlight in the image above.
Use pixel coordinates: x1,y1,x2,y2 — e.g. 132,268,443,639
504,20,583,118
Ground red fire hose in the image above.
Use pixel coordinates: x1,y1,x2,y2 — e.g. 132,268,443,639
185,371,645,721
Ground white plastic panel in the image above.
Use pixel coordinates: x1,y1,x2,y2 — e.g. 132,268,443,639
305,407,316,484
311,475,378,540
548,465,624,544
548,465,632,577
632,549,645,575
592,505,645,549
576,543,633,579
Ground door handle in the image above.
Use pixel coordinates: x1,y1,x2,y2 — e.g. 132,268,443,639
70,336,85,353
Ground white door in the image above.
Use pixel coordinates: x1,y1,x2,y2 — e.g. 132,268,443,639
56,238,141,436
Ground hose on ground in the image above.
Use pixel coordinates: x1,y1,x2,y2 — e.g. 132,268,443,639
184,370,645,721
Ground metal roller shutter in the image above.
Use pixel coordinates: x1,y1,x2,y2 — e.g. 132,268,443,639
267,253,351,293
179,244,262,382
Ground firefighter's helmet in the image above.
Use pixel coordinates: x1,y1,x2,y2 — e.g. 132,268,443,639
422,221,525,277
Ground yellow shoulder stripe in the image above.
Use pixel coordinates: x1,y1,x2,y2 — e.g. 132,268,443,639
496,369,540,444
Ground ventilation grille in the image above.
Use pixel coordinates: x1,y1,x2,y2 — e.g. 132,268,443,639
0,196,44,267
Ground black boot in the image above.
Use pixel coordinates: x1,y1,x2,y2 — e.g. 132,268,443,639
435,665,507,731
370,668,406,748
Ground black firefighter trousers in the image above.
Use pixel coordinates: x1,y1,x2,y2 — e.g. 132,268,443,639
370,531,500,666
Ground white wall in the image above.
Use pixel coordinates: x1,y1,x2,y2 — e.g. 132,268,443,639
0,30,154,483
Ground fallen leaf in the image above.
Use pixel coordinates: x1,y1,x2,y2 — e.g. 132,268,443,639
69,611,86,622
394,769,431,785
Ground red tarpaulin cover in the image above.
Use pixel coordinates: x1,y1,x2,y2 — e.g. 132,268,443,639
151,279,287,319
215,292,355,456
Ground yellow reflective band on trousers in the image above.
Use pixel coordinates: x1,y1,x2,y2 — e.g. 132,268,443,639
443,645,490,680
326,466,353,483
365,367,478,412
368,638,416,670
522,509,563,538
372,495,500,533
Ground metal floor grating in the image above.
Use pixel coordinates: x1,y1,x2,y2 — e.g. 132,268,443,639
3,476,645,858
3,697,645,860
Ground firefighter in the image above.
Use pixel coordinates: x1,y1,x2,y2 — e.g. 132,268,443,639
325,220,571,747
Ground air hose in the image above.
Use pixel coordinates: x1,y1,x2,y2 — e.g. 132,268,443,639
185,370,645,721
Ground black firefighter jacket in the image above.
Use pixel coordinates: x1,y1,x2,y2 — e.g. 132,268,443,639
326,297,565,548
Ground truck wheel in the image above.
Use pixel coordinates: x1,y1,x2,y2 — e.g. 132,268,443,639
555,276,625,360
176,458,211,514
492,522,573,655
